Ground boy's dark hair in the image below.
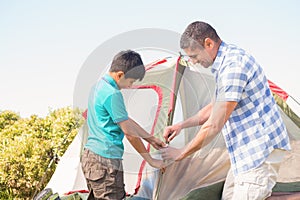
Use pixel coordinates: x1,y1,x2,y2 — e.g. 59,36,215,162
110,50,145,81
180,21,220,50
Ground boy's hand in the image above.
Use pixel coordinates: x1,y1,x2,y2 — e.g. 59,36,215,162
147,136,166,150
148,158,166,170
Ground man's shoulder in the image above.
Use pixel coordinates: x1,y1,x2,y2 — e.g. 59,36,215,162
221,44,256,68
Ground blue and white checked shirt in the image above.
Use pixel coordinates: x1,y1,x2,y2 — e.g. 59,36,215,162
211,42,291,175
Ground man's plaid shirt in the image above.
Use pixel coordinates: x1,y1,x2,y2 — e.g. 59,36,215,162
211,42,291,175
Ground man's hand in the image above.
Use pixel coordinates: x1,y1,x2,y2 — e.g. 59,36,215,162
163,124,182,143
160,146,184,162
146,136,166,150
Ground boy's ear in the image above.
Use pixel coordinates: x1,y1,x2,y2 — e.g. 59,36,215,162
116,71,125,80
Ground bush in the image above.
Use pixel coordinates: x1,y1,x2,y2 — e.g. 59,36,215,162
0,110,20,131
0,107,84,199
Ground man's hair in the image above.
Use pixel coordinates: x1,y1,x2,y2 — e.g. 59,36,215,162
110,50,145,81
180,21,220,49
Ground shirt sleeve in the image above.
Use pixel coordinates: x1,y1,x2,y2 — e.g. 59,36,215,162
216,64,248,102
104,91,128,123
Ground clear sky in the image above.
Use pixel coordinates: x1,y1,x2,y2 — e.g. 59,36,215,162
1,0,299,117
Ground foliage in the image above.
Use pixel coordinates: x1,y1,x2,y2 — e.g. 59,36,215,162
0,107,85,199
0,110,20,131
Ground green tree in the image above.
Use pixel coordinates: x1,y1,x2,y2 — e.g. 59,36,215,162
0,110,20,131
0,107,84,199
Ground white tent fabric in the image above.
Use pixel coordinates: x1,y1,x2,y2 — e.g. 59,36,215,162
46,56,300,199
46,124,88,194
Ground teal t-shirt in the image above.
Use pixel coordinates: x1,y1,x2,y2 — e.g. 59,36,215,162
85,74,128,159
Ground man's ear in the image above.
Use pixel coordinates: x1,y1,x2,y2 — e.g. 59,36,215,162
116,71,125,80
204,38,214,49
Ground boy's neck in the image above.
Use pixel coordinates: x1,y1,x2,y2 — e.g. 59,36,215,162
108,72,120,83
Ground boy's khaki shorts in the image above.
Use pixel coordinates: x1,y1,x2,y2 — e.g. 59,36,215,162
81,149,125,200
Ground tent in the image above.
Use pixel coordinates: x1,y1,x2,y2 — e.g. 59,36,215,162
46,56,300,199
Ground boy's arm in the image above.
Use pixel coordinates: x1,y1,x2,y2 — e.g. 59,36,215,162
124,134,164,169
119,118,166,149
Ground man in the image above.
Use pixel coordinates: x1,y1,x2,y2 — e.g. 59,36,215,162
161,21,291,200
81,50,165,200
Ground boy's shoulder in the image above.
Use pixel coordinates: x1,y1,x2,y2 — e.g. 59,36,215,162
94,77,122,103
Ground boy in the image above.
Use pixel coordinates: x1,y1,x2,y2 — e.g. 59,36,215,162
81,50,165,199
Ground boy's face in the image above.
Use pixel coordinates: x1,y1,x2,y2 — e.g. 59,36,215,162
117,74,136,89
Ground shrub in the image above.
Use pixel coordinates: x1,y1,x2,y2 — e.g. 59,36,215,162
0,107,84,199
0,110,20,131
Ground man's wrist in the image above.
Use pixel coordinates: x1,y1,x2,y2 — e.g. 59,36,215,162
176,148,186,161
178,122,184,130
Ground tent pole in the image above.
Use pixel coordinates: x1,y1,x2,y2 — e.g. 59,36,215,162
154,56,187,200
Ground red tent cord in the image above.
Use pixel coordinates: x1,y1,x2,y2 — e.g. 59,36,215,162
131,85,163,195
168,56,181,115
134,56,181,195
268,80,289,101
145,59,168,71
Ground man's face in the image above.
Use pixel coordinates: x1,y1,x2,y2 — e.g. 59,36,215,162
184,46,213,68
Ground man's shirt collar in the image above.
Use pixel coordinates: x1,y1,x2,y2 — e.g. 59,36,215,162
211,41,227,73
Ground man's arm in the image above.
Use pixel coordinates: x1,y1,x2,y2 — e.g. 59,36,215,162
119,118,166,149
163,102,213,143
162,101,237,161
